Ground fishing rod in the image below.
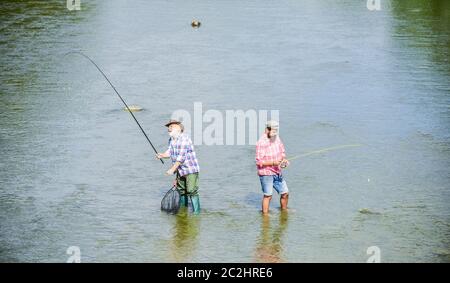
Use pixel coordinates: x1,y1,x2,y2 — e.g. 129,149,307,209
286,144,362,162
65,51,164,164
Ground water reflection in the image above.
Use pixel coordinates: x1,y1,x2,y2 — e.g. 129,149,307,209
169,208,200,262
255,211,289,263
390,0,450,75
0,0,449,263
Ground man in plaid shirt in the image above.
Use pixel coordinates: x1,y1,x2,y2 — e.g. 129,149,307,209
256,120,290,214
156,119,200,214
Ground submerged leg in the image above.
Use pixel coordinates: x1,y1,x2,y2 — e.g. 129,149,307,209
280,193,289,210
176,174,188,207
179,194,189,207
185,173,200,214
262,195,272,214
190,195,201,214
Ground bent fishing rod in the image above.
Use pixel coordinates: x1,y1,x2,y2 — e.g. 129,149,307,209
65,51,164,164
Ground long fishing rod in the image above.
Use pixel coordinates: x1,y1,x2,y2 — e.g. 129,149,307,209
286,144,362,161
66,51,164,164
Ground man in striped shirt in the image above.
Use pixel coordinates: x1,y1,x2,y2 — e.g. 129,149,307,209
255,120,290,214
156,120,200,214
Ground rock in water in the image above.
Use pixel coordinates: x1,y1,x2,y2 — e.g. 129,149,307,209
124,105,143,112
359,208,381,215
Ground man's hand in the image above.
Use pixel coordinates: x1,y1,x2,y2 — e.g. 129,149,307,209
156,153,165,159
280,159,290,168
172,179,177,187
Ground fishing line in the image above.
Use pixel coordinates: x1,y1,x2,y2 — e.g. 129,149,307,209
65,51,163,164
286,144,363,161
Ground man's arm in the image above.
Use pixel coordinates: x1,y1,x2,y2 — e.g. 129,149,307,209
280,142,289,168
261,160,282,166
166,161,181,175
256,143,281,166
156,149,170,159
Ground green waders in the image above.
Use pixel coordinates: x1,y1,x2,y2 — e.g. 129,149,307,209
176,172,200,214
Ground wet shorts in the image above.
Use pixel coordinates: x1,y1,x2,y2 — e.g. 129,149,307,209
259,174,289,196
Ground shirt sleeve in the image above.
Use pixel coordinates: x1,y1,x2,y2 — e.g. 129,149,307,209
166,138,172,154
255,141,264,166
280,141,286,159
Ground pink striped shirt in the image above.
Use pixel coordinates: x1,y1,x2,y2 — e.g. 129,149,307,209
255,135,286,176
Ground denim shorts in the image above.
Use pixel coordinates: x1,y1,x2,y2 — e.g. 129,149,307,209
259,174,289,196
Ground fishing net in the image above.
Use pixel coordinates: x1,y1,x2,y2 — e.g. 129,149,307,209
161,186,181,214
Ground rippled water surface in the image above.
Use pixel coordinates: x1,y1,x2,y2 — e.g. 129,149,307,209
0,0,449,262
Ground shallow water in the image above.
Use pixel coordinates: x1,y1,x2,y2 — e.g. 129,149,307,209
0,0,449,262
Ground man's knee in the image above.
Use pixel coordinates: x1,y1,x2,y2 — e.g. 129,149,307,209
280,193,289,199
187,186,199,196
264,195,272,200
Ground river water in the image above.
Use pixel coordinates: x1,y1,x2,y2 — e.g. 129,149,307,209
0,0,449,262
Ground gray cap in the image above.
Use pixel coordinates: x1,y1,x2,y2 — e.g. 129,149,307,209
266,120,279,129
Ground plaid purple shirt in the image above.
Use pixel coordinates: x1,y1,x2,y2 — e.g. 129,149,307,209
165,133,200,177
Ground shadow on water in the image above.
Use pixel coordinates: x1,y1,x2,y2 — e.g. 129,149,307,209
169,208,200,262
254,211,289,263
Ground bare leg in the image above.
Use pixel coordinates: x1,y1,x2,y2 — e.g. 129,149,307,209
280,193,289,210
262,195,272,214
